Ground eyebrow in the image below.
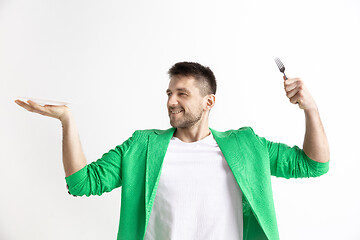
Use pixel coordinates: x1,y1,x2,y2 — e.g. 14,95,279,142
166,88,191,94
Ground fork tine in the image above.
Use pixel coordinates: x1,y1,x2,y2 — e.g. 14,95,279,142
275,57,283,69
274,58,281,69
274,57,287,79
278,60,284,69
274,57,279,65
275,58,285,71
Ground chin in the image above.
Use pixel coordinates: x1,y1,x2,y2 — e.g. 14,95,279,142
169,121,181,128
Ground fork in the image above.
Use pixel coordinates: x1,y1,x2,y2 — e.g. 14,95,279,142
274,57,288,80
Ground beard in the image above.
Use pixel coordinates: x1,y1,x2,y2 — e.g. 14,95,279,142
169,106,203,129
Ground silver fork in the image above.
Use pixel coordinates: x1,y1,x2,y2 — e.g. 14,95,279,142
274,57,288,80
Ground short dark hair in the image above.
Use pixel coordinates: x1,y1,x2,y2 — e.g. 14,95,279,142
167,62,217,97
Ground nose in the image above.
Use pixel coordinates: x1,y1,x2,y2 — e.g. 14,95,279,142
167,94,179,107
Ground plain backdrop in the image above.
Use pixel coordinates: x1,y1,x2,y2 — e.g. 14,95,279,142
1,0,359,239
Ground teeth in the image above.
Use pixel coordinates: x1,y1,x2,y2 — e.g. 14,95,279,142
171,110,183,114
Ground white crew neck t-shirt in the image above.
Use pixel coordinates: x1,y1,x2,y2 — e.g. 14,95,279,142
144,131,243,240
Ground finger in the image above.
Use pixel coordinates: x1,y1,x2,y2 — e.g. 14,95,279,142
27,100,46,108
27,100,51,114
14,100,36,112
286,86,299,99
284,81,297,92
284,77,300,86
22,100,45,114
290,92,302,104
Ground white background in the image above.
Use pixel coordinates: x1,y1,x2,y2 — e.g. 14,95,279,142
1,0,359,239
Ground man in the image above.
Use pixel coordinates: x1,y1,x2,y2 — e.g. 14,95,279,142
15,62,330,240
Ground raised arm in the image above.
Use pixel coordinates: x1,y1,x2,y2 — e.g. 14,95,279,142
15,99,128,197
14,99,87,177
15,100,87,196
283,77,330,163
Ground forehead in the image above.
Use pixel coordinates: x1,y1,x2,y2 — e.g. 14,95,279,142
167,75,198,92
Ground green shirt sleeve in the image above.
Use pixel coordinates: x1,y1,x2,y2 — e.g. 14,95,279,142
248,127,330,179
65,131,136,196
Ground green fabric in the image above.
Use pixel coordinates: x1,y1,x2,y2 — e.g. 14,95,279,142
65,126,330,240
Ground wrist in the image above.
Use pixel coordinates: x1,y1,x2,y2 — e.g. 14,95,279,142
304,104,318,114
59,110,73,124
304,106,321,124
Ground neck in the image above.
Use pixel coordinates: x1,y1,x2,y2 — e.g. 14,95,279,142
173,122,211,143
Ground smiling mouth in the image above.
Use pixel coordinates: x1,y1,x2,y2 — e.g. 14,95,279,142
170,110,183,115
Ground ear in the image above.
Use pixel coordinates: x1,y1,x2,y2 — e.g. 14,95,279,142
205,94,215,110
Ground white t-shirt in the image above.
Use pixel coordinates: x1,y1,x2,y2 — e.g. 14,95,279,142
144,131,243,239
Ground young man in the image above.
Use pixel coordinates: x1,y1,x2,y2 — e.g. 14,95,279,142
15,62,330,240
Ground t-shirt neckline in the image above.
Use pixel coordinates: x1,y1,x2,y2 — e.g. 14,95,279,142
172,131,213,144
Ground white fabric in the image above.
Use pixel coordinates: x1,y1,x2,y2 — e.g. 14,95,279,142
144,131,243,240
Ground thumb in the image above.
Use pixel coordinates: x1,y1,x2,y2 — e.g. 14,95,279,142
283,75,290,81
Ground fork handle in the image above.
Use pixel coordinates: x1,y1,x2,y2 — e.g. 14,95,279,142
283,73,288,80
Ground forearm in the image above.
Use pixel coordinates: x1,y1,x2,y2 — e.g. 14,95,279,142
303,107,330,163
61,111,87,177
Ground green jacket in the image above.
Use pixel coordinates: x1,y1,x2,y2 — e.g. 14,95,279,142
65,126,330,240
